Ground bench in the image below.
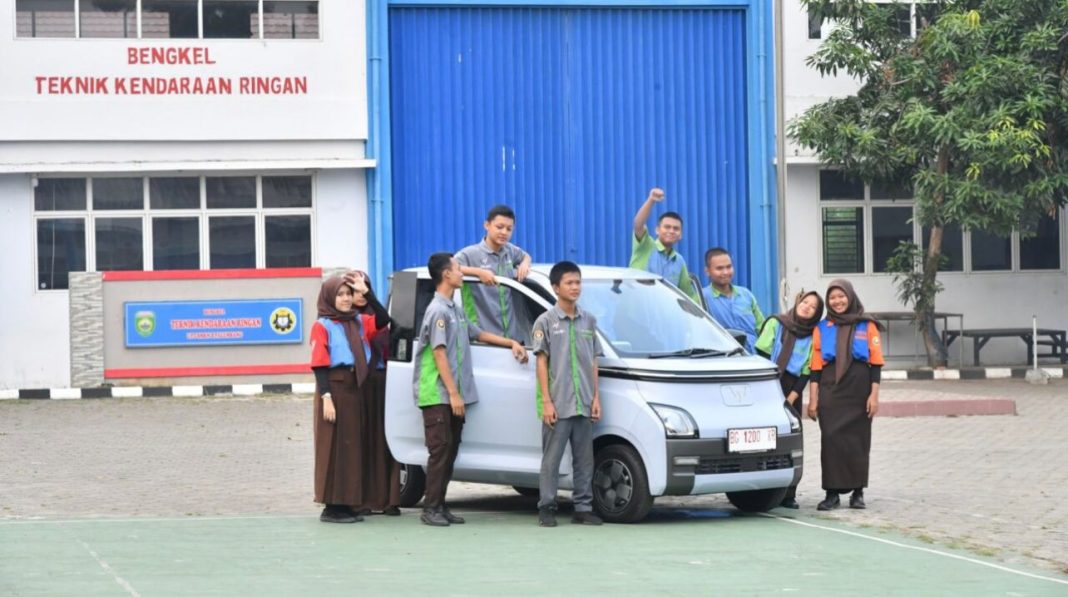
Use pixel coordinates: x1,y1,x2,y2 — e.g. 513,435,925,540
943,328,1068,366
869,311,964,366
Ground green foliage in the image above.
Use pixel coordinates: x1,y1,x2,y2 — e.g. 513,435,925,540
792,0,1068,236
885,242,945,314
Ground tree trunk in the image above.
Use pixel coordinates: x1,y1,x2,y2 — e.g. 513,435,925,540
919,225,948,367
918,147,950,368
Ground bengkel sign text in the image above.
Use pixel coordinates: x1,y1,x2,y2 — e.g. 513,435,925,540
34,47,308,96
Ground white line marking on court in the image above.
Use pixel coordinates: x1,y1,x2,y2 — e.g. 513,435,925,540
762,512,1068,586
0,514,312,525
77,539,141,597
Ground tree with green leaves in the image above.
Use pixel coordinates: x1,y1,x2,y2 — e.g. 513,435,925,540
791,0,1068,366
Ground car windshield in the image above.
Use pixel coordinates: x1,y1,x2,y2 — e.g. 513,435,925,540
578,278,740,358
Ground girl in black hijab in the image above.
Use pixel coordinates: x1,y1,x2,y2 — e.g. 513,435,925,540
755,290,824,509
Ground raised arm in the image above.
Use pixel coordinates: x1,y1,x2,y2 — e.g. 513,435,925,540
633,187,665,239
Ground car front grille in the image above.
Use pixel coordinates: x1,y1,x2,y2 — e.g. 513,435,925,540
695,454,793,475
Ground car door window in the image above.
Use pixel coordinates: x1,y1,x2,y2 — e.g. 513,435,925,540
460,279,545,346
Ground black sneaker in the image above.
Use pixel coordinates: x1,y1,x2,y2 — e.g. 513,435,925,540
538,508,557,527
382,506,402,516
780,497,800,509
571,511,603,525
817,493,841,511
441,506,465,524
849,490,866,509
420,508,450,527
320,505,359,523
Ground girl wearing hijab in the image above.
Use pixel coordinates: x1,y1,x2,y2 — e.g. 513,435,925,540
309,275,372,523
347,270,402,516
808,279,884,511
755,290,824,509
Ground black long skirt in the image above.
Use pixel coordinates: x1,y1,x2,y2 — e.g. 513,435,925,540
779,372,804,500
817,360,873,492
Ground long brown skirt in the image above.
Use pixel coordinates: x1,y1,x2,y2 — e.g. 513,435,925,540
817,360,873,491
314,367,365,507
361,369,401,511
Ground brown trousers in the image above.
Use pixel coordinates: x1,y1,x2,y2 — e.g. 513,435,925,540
421,404,464,510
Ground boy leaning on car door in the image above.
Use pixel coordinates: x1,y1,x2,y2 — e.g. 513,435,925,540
531,261,604,527
413,252,528,527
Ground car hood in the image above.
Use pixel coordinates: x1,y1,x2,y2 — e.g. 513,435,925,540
598,354,779,382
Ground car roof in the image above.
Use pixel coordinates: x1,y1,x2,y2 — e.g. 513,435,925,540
398,264,659,281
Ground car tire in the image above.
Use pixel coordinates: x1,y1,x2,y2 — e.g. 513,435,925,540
726,487,789,513
397,463,426,508
592,444,653,523
512,486,539,498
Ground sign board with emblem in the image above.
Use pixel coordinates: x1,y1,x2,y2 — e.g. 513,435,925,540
123,298,303,348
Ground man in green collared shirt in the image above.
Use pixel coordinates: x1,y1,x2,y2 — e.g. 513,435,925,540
629,187,701,302
531,261,603,527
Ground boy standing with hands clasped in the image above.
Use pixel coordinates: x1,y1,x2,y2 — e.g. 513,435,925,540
531,261,604,527
414,252,528,527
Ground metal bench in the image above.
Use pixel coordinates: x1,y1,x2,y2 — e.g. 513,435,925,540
943,328,1068,366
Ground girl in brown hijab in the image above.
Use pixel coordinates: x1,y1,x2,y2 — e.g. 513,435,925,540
347,270,402,516
309,276,371,523
808,279,885,511
755,290,824,509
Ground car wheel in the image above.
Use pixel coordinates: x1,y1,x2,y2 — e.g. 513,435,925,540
397,463,426,508
592,444,653,523
513,486,539,498
726,487,789,513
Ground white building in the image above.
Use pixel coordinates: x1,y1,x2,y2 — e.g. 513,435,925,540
1,0,372,389
779,0,1067,367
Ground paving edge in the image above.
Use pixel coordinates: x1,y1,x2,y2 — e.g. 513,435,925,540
1,366,1063,400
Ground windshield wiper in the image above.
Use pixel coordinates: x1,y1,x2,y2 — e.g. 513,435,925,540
648,347,732,359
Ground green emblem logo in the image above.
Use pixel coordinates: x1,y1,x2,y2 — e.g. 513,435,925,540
134,311,156,337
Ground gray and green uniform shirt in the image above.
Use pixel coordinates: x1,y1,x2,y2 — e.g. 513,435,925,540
531,305,603,419
455,240,529,340
413,293,483,408
629,229,700,302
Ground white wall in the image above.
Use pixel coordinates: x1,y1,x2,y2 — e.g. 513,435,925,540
0,174,72,389
784,165,1068,367
316,169,369,271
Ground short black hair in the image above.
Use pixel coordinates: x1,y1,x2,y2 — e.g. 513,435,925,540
486,204,515,223
704,247,731,265
658,211,683,226
428,252,454,285
549,260,581,287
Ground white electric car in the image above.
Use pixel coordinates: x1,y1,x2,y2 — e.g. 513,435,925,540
384,265,801,523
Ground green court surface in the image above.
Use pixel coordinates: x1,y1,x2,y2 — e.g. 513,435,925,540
1,508,1065,596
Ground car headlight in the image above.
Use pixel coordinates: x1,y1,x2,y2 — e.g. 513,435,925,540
649,403,698,438
784,404,801,432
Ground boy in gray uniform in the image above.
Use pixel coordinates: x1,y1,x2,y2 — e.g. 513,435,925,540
456,205,532,342
531,261,603,527
413,252,528,527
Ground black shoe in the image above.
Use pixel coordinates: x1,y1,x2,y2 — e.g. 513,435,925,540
320,505,359,523
571,511,603,525
382,506,402,516
356,507,372,516
817,493,841,511
420,508,450,527
780,497,800,510
849,490,866,509
538,508,557,527
441,506,465,524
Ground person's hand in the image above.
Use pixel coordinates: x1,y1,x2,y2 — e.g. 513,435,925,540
591,396,602,422
807,395,818,422
541,401,558,427
345,271,369,295
647,188,665,203
322,393,336,423
786,391,799,407
475,269,496,285
449,391,465,418
511,341,529,364
866,393,879,418
516,261,530,282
